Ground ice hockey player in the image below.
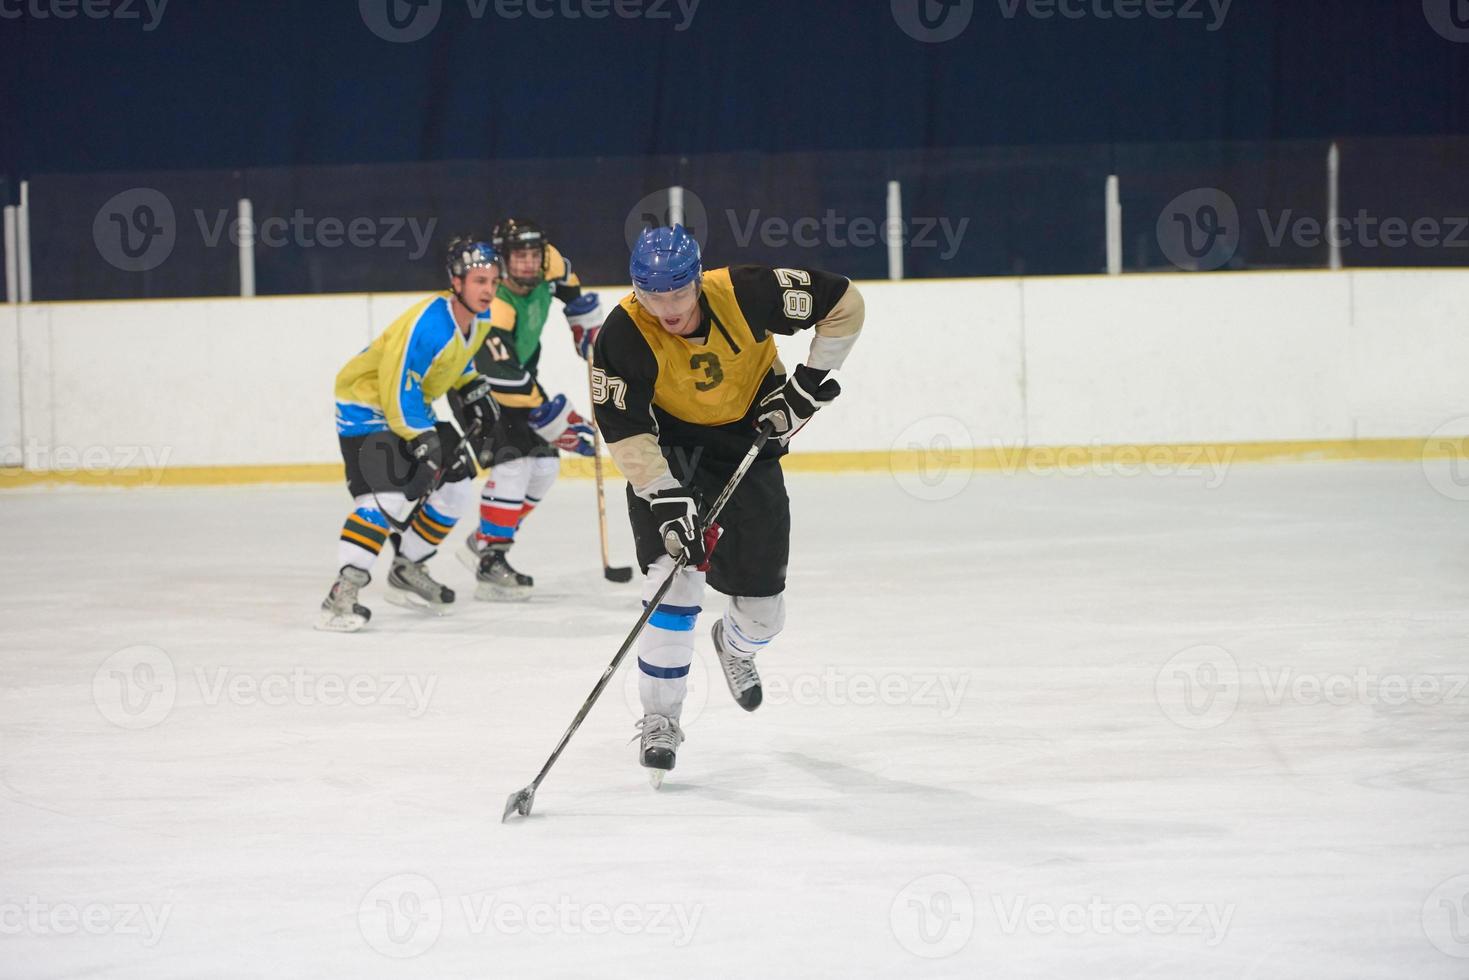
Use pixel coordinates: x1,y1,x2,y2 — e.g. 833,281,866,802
317,238,503,632
590,224,864,780
453,218,602,600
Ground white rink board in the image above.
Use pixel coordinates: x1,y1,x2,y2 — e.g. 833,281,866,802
5,270,1469,472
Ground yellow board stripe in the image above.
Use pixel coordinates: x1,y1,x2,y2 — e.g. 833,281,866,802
3,436,1469,488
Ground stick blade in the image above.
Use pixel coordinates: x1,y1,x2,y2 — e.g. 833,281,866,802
502,785,535,822
604,566,634,583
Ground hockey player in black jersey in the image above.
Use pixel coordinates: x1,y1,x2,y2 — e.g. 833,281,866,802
591,225,865,778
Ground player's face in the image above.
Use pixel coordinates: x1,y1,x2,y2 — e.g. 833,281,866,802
635,282,701,335
503,247,542,294
456,266,500,313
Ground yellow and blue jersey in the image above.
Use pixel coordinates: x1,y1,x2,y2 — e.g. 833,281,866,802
334,294,494,439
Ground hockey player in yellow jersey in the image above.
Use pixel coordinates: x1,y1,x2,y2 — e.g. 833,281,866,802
318,238,503,632
591,225,865,777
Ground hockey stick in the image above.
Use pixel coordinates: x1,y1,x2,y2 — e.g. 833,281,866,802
502,420,776,822
585,362,634,583
361,419,483,535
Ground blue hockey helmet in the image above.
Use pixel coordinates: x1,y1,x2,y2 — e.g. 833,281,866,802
629,224,702,293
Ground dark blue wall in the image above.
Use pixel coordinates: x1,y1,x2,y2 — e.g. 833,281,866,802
2,0,1467,177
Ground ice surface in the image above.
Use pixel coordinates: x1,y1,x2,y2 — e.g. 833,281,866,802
2,461,1468,978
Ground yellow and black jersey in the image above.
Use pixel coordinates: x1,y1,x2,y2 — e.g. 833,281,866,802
591,265,855,476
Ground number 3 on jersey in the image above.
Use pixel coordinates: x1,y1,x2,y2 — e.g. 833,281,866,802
690,352,724,391
590,367,628,410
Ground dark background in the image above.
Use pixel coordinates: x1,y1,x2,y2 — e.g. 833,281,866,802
3,0,1467,296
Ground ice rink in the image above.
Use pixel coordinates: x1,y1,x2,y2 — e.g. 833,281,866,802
3,458,1468,978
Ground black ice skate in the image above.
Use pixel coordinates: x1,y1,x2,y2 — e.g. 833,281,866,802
475,544,533,602
316,566,372,632
712,619,763,711
457,533,533,585
384,554,455,613
635,713,685,788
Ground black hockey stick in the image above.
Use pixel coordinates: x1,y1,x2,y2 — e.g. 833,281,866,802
360,419,483,535
585,362,634,583
502,421,776,822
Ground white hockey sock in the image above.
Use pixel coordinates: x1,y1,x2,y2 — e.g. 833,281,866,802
722,593,786,658
336,493,403,573
638,556,706,720
479,456,533,541
399,477,475,563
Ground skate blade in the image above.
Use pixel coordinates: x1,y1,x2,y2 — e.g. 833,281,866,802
648,769,666,790
383,588,454,615
315,611,368,633
456,544,484,575
474,582,532,603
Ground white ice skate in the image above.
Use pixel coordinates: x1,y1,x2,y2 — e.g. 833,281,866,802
383,555,455,614
316,566,372,632
635,713,685,789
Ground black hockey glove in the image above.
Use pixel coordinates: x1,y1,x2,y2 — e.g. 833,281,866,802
457,376,499,429
755,365,841,444
407,429,442,471
650,487,705,565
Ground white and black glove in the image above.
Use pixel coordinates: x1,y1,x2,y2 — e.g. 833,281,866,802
649,487,706,565
407,429,442,471
456,376,499,429
756,365,841,444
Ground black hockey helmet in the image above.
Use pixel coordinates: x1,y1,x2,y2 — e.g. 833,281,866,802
491,218,547,288
445,236,501,280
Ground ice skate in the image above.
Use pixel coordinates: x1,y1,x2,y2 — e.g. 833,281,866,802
635,713,685,788
475,544,534,601
461,534,534,584
384,554,455,613
316,566,372,632
712,619,763,711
